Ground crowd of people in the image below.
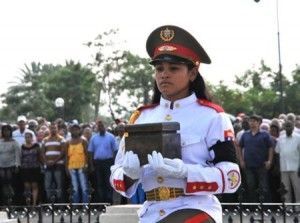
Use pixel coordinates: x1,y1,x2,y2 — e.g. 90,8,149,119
0,115,144,206
232,112,300,209
1,112,300,209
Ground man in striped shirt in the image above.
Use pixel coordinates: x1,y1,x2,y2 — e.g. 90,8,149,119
40,121,66,203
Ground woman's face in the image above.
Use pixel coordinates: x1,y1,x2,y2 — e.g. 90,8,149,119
154,62,196,102
25,133,32,143
2,128,11,139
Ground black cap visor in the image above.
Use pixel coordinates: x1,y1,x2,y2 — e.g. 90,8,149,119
150,54,194,67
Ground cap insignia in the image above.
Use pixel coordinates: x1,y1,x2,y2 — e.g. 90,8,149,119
160,28,175,42
158,45,177,52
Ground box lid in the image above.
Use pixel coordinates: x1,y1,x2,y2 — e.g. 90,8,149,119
125,122,180,133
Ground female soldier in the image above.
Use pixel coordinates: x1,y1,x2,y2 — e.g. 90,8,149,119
110,25,241,223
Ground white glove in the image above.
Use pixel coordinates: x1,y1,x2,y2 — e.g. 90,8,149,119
147,151,187,178
122,151,143,179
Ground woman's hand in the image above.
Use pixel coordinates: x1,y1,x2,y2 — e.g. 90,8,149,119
122,151,143,179
148,151,187,178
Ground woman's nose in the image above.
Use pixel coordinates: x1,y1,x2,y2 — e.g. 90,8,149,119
161,69,169,78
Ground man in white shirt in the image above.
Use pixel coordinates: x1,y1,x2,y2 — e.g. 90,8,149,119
12,115,37,146
275,120,300,205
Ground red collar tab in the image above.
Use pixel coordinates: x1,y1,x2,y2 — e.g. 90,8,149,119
197,99,224,113
137,103,159,111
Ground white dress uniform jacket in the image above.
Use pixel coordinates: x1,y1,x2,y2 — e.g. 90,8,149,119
110,93,241,223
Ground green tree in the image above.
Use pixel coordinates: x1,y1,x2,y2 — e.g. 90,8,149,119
113,52,154,119
232,60,289,118
85,29,130,121
211,80,249,116
43,60,97,121
285,65,300,114
0,62,60,121
0,61,96,122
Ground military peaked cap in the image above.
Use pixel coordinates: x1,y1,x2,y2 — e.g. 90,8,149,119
146,25,211,67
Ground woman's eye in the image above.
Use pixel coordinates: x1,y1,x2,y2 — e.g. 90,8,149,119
154,64,182,74
155,66,164,72
170,66,180,71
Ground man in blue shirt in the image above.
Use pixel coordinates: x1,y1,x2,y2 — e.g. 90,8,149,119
88,120,118,204
238,114,274,203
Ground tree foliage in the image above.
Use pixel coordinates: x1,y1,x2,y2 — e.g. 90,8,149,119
115,52,154,112
0,61,96,122
43,61,97,121
85,29,127,121
85,30,154,121
285,65,300,114
211,60,295,118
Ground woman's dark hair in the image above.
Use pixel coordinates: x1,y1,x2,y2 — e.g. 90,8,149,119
1,124,13,138
25,132,33,138
270,124,279,133
151,64,211,103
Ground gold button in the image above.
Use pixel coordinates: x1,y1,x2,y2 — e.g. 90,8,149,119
157,176,164,183
159,209,165,216
165,114,172,121
208,186,212,190
175,103,180,108
200,186,204,190
193,185,196,190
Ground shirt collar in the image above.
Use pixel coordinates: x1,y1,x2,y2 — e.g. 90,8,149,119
159,92,197,109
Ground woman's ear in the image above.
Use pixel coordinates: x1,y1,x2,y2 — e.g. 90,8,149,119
189,67,198,82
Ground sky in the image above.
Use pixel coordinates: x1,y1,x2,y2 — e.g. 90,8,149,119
0,0,299,96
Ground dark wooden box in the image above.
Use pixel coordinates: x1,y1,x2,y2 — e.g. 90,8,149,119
124,122,181,166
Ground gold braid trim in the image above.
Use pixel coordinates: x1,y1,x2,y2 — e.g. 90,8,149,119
128,110,141,124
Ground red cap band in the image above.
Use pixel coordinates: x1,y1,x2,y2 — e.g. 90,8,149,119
153,43,201,66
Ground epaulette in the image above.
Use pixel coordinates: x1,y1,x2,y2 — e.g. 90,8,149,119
128,103,159,124
197,99,224,113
